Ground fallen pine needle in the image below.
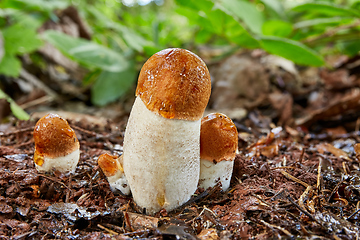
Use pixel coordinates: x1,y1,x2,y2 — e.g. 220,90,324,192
281,170,310,188
260,220,292,237
98,224,119,235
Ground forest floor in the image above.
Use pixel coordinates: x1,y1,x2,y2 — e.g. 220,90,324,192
0,104,360,239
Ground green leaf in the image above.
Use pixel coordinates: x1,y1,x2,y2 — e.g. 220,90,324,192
225,24,260,48
294,17,354,29
10,101,30,120
91,66,137,106
261,0,286,19
0,89,29,120
0,89,6,99
292,2,360,17
1,0,68,14
42,30,129,72
259,36,324,66
262,20,293,37
0,54,21,77
338,39,360,56
107,23,152,52
217,0,264,34
3,24,43,55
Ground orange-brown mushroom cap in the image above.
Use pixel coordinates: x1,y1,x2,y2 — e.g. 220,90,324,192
200,113,238,163
33,113,79,165
98,153,122,177
136,48,211,121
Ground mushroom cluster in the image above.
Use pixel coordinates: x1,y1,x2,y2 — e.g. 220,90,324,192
32,48,240,216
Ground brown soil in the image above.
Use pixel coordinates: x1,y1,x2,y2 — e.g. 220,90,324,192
1,116,359,239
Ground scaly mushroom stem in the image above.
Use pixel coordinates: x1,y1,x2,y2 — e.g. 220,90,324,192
124,97,200,214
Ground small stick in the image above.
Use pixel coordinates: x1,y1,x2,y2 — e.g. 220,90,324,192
97,224,119,235
71,125,98,136
299,186,313,213
66,175,72,203
0,126,34,137
20,68,58,99
347,208,360,220
281,170,310,188
342,162,349,175
298,147,305,164
260,220,292,237
270,166,296,170
317,158,322,191
124,211,135,232
316,158,323,209
286,195,323,228
38,174,70,190
19,95,53,110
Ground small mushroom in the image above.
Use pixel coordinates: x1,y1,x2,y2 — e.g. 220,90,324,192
97,153,130,195
199,113,238,191
123,48,211,215
33,113,80,173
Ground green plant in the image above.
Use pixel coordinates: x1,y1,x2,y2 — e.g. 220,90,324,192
1,0,360,119
0,89,29,120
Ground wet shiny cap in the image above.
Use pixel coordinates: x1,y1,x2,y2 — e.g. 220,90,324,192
200,113,238,162
98,153,122,177
33,113,79,160
136,48,211,120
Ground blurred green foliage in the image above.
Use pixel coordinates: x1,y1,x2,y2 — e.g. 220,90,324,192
1,0,360,113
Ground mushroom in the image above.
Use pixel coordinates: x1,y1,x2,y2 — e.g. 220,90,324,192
98,153,130,195
199,113,238,191
33,113,80,173
123,48,211,215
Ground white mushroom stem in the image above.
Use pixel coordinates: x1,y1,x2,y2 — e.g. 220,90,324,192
123,97,200,215
35,149,80,173
199,159,234,191
106,170,130,195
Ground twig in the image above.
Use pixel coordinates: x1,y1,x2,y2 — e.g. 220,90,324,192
66,174,72,203
298,147,305,164
0,126,34,137
97,224,119,235
20,68,58,99
327,181,345,203
347,208,360,220
270,166,296,170
286,195,323,227
124,211,134,232
13,139,34,148
299,186,314,214
122,229,150,236
19,95,53,110
251,193,271,208
70,125,98,137
303,19,360,44
38,174,70,190
342,162,349,175
316,158,323,209
260,220,292,237
317,158,322,191
12,231,37,240
281,170,310,188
